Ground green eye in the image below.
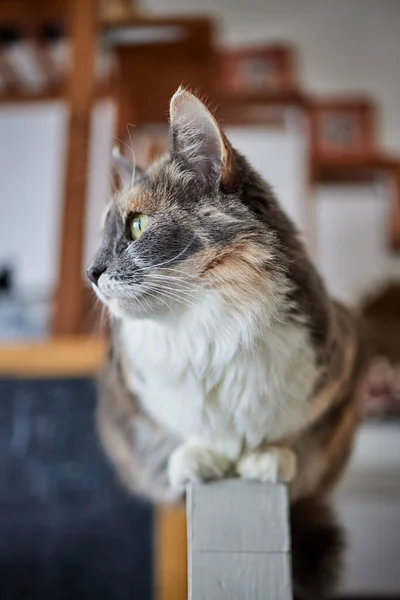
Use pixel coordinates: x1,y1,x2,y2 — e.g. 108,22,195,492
130,214,149,240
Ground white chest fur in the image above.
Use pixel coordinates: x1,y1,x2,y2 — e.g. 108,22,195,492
120,301,317,461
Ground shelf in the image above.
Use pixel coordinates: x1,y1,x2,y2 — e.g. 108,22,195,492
218,89,309,108
0,336,106,377
312,154,397,184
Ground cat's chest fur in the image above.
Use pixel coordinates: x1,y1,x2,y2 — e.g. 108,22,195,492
120,311,318,459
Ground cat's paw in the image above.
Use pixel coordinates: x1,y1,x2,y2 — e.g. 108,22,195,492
237,447,297,483
168,443,231,491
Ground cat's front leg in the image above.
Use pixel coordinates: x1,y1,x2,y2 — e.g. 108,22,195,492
237,447,297,483
168,440,233,492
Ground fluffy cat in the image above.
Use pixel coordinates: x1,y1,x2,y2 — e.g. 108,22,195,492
89,88,366,598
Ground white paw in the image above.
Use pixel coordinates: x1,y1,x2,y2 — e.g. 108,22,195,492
168,443,231,491
237,448,297,483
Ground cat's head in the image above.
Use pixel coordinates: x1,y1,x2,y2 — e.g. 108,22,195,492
88,88,286,321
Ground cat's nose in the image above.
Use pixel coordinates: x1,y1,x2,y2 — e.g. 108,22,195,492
87,264,106,286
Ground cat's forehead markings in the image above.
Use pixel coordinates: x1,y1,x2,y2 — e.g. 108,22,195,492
117,185,158,219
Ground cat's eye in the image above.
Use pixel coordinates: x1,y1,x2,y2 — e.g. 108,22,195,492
130,214,149,240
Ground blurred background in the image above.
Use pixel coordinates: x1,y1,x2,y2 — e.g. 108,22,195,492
0,0,399,599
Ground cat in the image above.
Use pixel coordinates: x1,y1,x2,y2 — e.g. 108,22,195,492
88,88,366,598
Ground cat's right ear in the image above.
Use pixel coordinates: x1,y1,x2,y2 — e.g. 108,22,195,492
112,146,141,189
169,87,238,191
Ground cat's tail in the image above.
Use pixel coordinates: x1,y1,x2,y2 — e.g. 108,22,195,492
291,497,344,600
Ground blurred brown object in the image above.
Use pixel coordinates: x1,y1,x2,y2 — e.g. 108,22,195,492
389,163,400,250
0,336,107,377
110,17,216,128
99,0,139,22
52,0,98,336
362,356,400,420
310,98,377,161
219,45,298,97
360,280,400,419
156,507,187,600
361,281,400,364
0,0,137,26
0,0,66,28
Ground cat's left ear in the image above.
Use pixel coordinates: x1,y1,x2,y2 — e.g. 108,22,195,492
169,88,237,190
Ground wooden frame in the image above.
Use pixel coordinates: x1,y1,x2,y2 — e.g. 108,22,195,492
217,102,287,128
311,153,395,184
310,98,377,161
0,336,106,377
156,506,187,600
52,0,98,336
219,45,297,97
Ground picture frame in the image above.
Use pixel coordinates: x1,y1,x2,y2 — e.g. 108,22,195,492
219,45,297,96
310,99,377,159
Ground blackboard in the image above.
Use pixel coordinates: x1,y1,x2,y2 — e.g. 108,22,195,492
0,377,152,600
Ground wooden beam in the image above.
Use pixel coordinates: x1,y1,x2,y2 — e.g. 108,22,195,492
0,337,106,377
155,506,187,600
187,481,293,600
0,0,67,29
312,154,397,184
52,0,97,335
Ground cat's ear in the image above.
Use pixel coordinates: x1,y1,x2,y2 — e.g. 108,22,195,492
169,87,236,189
112,146,142,189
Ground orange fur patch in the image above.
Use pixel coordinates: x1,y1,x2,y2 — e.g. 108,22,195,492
118,186,158,219
181,241,270,313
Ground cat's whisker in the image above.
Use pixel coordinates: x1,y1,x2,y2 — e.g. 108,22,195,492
88,290,110,334
144,239,195,270
143,273,197,283
145,282,199,300
117,283,189,309
137,263,200,278
149,275,220,296
139,291,152,315
145,275,201,296
134,273,201,298
126,124,137,188
143,284,198,307
144,290,176,315
144,286,196,306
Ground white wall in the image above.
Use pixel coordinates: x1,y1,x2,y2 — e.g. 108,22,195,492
0,104,67,295
0,101,115,296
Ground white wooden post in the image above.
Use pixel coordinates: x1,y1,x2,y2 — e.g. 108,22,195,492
187,480,293,600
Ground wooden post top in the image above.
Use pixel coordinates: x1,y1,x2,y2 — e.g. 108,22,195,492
187,480,293,600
